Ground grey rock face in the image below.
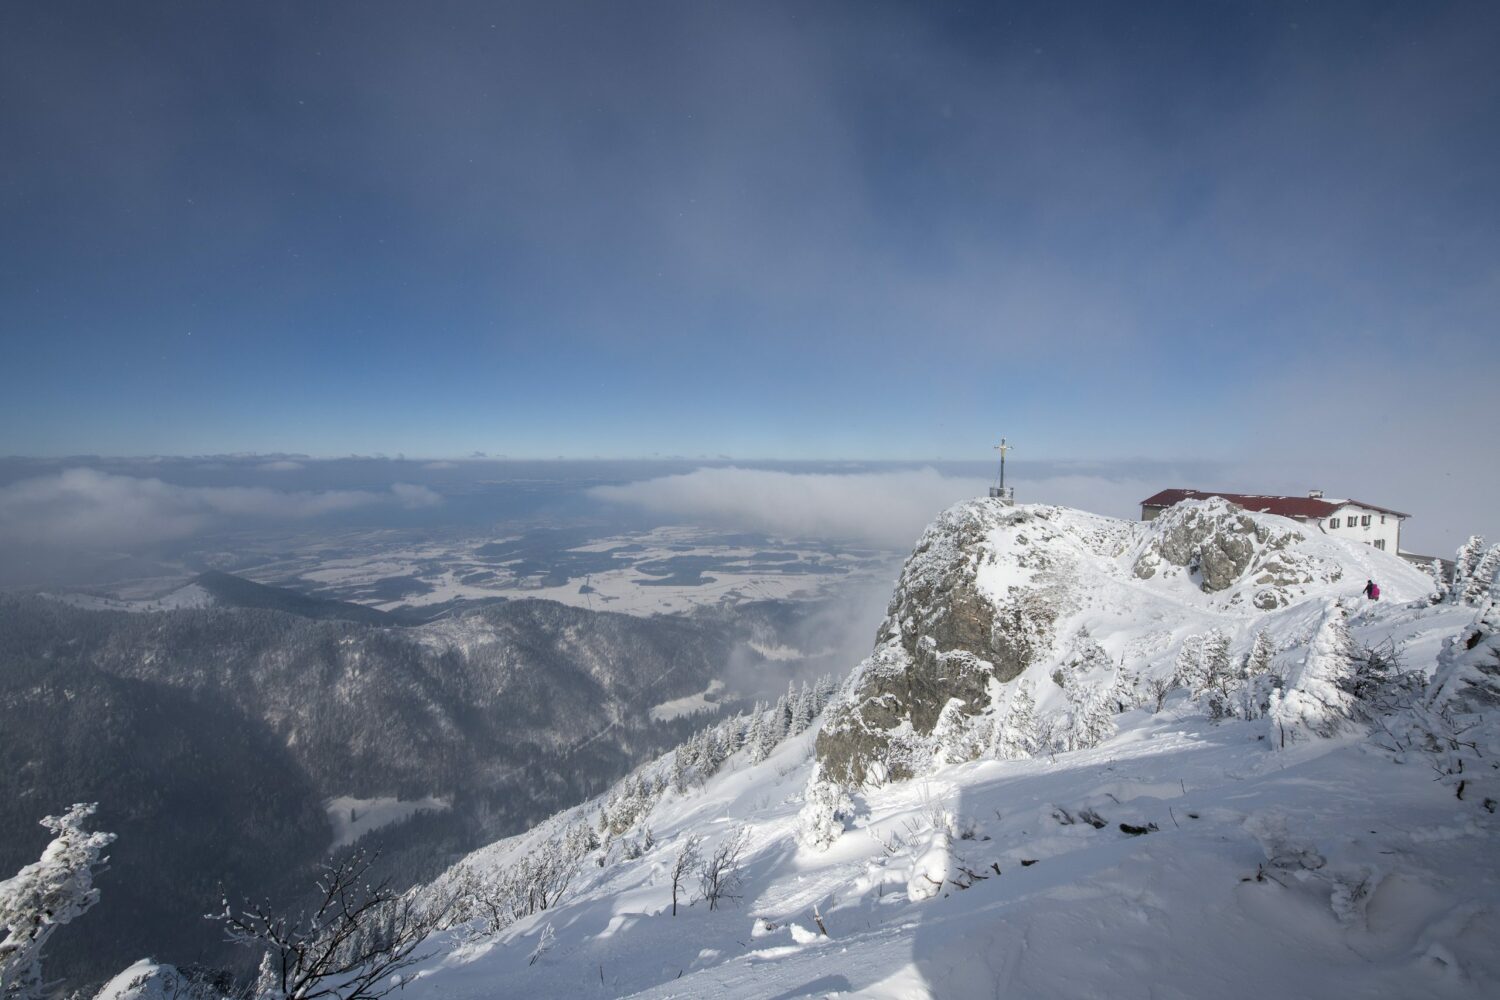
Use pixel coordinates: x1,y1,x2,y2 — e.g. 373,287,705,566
1134,499,1261,592
1131,498,1335,602
816,501,1067,785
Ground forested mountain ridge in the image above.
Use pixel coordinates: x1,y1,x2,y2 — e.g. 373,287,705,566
0,584,802,989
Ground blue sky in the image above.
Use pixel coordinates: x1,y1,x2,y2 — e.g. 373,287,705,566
2,1,1496,464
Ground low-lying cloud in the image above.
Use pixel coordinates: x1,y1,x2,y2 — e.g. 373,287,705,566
0,468,441,550
591,465,1190,550
593,467,983,549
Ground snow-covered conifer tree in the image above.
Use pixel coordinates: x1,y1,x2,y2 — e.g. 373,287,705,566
930,698,977,765
1451,536,1486,603
796,770,854,850
993,680,1039,760
1430,558,1449,601
1269,601,1356,743
1174,634,1206,693
1197,629,1234,718
790,683,815,735
1240,630,1278,719
1064,680,1117,751
0,804,115,1000
772,693,791,741
745,706,769,764
1460,544,1500,607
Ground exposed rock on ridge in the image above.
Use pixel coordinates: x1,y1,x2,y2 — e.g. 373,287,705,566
815,495,1409,788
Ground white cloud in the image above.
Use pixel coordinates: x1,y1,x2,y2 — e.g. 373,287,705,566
255,460,305,472
591,467,988,549
591,465,1197,551
0,469,440,550
390,482,443,508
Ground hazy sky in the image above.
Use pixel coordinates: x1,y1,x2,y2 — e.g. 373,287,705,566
2,2,1496,469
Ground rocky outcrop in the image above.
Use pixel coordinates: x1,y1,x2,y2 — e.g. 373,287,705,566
814,495,1373,788
1131,498,1340,608
815,501,1084,784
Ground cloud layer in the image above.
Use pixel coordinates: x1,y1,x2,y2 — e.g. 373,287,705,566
591,466,1177,550
0,468,440,550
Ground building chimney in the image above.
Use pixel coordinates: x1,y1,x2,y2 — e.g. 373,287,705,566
1307,489,1324,499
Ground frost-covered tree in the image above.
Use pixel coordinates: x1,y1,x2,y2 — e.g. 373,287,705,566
668,833,701,916
797,771,855,849
930,698,979,765
789,683,815,736
1240,630,1279,720
745,705,770,764
1198,629,1235,719
754,704,782,763
217,850,436,1000
1429,558,1449,601
670,748,690,795
1451,536,1486,604
0,803,114,1000
1174,634,1206,693
993,680,1040,760
1269,602,1357,745
1106,662,1137,714
773,688,794,740
698,828,749,911
1460,544,1500,607
1063,680,1117,751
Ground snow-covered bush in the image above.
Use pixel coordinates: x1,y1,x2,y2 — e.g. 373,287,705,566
216,850,436,1000
0,803,115,1000
930,698,984,764
797,771,855,850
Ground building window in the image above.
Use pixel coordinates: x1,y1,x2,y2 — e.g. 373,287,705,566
1361,515,1371,527
1374,539,1386,550
1329,517,1340,528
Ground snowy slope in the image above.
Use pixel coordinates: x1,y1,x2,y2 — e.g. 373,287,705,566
96,499,1500,998
402,715,1496,999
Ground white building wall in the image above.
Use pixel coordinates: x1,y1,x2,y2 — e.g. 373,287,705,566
1321,504,1402,553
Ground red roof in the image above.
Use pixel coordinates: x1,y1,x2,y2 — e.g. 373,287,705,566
1139,489,1409,520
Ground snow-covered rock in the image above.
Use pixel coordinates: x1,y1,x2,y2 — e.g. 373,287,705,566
815,497,1431,788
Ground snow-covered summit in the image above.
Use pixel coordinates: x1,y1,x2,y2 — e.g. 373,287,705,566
814,496,1431,787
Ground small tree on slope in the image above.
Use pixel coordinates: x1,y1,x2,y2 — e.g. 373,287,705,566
1270,602,1357,745
1240,630,1279,720
993,680,1040,760
1429,558,1449,602
669,834,702,916
1451,535,1486,604
0,803,114,1000
797,771,856,850
699,828,749,911
217,850,436,1000
1460,544,1500,607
